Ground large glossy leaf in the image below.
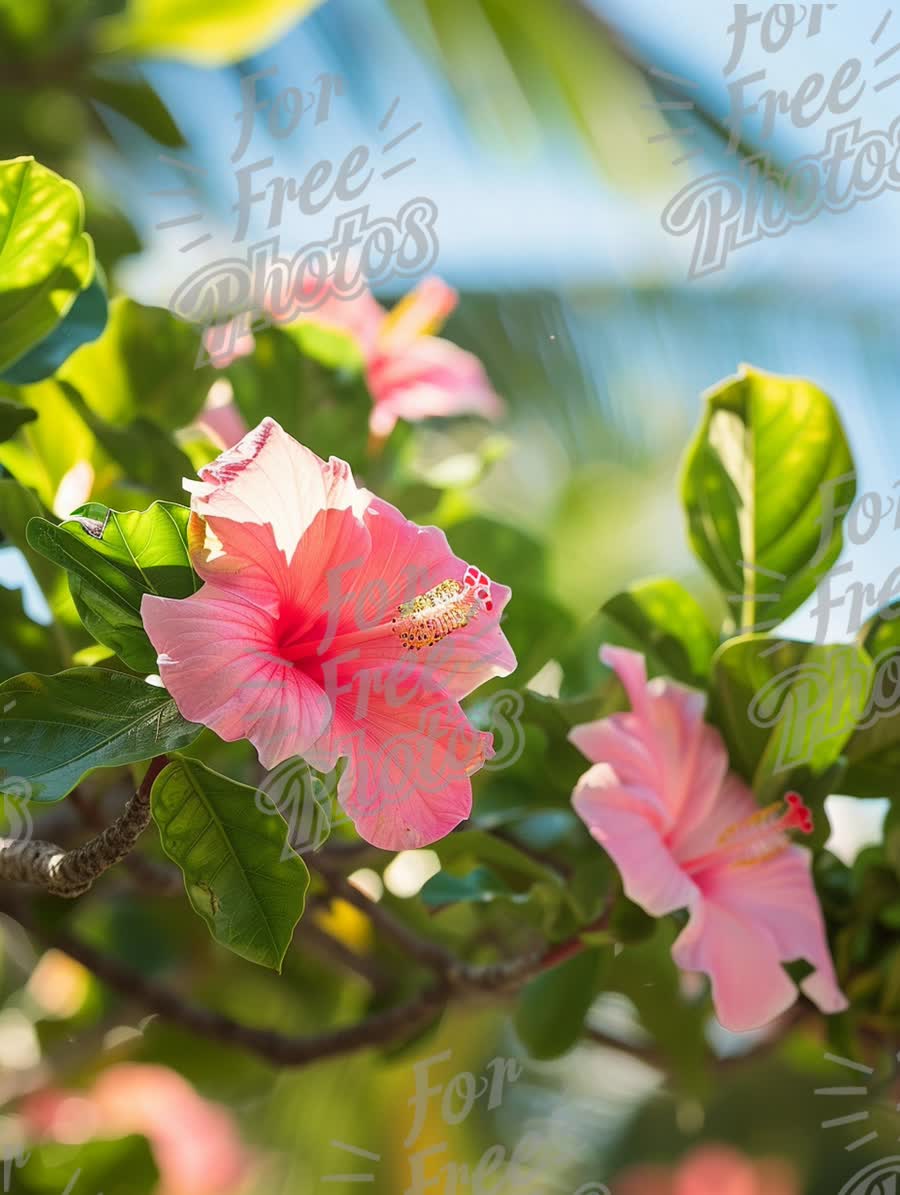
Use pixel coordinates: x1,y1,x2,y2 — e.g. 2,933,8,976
710,635,872,802
99,0,324,64
602,578,718,685
26,502,198,672
681,365,856,629
0,157,95,373
151,757,309,970
59,297,215,430
0,668,200,802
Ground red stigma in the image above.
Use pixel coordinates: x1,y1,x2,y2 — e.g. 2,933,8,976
784,791,814,835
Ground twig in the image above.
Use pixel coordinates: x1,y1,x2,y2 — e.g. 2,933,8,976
0,891,610,1070
35,926,449,1068
0,758,168,898
67,786,182,896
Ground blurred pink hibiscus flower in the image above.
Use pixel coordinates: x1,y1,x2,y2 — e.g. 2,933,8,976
613,1144,799,1195
569,646,847,1032
23,1063,254,1195
199,276,503,441
141,417,516,849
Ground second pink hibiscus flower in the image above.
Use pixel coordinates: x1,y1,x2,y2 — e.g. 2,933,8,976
569,646,847,1032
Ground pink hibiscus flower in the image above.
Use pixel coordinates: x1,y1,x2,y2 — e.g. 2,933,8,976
199,276,503,442
23,1064,253,1195
569,646,847,1032
613,1144,799,1195
304,276,504,438
141,418,516,848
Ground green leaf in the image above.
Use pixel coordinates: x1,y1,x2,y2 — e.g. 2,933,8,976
420,865,524,908
0,583,59,680
58,297,215,430
283,318,365,374
710,635,872,801
430,828,563,887
61,389,196,504
99,0,325,64
26,502,198,671
514,948,605,1059
428,829,571,932
681,365,856,628
0,668,200,802
0,157,95,373
602,578,717,685
0,477,79,625
0,397,36,441
83,68,185,148
606,922,709,1086
0,378,96,509
841,607,900,797
1,277,108,385
151,757,309,970
226,325,373,472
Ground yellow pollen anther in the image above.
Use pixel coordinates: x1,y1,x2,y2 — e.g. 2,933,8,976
391,579,478,651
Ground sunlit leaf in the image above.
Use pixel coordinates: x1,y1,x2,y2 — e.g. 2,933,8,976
842,607,900,798
27,501,198,672
59,296,215,430
602,577,718,685
0,378,95,508
0,157,95,373
99,0,324,65
681,365,856,629
710,635,872,802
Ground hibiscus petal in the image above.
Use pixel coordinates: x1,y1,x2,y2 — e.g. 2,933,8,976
194,379,249,451
376,277,457,353
572,763,696,917
142,587,331,765
345,496,516,698
700,847,848,1019
187,418,369,560
671,896,801,1033
368,336,504,436
305,667,490,849
577,646,729,834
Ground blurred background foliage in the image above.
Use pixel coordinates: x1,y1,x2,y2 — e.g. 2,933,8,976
1,1,900,1193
